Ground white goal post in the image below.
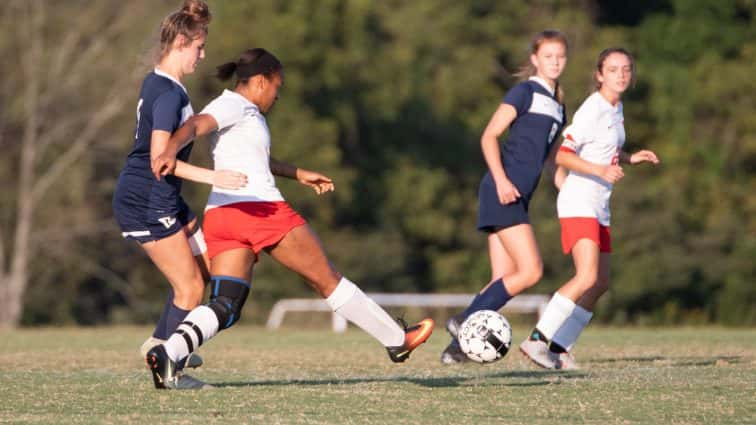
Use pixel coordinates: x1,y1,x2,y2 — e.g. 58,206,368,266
266,293,550,332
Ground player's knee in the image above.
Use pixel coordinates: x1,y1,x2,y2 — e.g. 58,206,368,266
593,277,610,296
207,276,251,330
521,263,543,288
173,281,205,307
574,273,598,293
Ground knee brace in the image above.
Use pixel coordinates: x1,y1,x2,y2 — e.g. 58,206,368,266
207,276,251,330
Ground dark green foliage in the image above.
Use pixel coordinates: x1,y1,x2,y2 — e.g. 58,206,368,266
2,0,753,326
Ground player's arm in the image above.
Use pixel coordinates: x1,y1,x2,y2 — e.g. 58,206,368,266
545,138,567,190
172,160,247,190
481,103,520,204
556,147,624,184
150,122,246,189
619,149,660,165
151,114,220,179
270,157,334,195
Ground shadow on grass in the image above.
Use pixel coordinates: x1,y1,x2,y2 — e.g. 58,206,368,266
212,369,588,389
589,355,744,367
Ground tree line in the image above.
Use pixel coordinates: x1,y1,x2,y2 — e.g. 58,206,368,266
0,0,753,327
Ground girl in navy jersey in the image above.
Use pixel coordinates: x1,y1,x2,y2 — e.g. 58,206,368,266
112,0,246,382
441,30,569,364
145,48,434,389
521,48,659,370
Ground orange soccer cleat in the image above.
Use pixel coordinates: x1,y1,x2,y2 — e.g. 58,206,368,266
386,318,435,363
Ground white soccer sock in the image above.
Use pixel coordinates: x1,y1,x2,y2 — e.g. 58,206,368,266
551,304,593,351
163,305,220,362
325,277,405,347
534,292,577,340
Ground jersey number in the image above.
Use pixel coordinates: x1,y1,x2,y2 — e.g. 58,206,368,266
548,122,558,145
134,98,143,140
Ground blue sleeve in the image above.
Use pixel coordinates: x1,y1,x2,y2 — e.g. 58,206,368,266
502,82,532,117
152,91,183,132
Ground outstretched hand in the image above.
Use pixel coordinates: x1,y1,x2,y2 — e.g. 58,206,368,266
630,150,660,165
297,169,335,195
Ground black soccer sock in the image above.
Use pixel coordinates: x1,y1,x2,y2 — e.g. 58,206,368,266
549,341,567,353
529,327,549,343
152,289,175,340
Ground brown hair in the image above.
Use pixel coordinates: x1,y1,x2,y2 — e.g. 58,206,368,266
156,0,211,61
594,47,635,90
514,29,568,103
216,48,283,84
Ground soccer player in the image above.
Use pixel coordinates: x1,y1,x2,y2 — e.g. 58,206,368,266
440,30,569,364
146,48,434,389
112,0,246,386
520,48,659,369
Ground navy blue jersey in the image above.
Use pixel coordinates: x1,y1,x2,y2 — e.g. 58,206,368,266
113,70,195,241
477,77,565,232
499,77,565,200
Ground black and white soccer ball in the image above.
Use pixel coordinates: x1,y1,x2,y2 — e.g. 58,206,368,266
457,309,512,363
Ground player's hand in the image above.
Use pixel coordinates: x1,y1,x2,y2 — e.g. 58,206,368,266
212,170,248,190
495,177,521,204
297,169,335,195
599,164,624,184
630,150,660,165
151,152,178,181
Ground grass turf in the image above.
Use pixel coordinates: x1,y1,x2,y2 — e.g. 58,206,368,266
0,325,753,424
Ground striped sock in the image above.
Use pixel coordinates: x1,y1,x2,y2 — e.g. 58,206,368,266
163,306,219,363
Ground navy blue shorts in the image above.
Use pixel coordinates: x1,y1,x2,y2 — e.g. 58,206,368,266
112,176,196,243
477,172,532,233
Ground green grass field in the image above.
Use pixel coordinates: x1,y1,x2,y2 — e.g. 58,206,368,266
0,325,753,424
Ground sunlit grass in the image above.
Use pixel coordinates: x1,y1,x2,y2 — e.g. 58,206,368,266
0,326,753,424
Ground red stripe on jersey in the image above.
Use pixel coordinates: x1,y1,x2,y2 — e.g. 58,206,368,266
559,146,576,153
565,134,576,141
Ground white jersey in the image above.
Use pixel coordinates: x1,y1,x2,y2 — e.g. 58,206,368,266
557,92,625,226
201,89,284,210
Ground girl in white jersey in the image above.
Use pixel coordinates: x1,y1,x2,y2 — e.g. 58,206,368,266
520,48,659,369
146,48,434,389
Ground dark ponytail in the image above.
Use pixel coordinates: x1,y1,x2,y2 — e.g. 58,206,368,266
215,48,282,83
216,62,238,81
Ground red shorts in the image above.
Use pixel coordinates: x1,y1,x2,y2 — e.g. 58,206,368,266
559,217,612,254
203,201,307,259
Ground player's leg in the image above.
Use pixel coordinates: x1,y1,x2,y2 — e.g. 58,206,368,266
268,224,433,362
548,252,610,370
141,228,205,309
148,248,255,389
140,220,208,368
542,242,604,370
576,252,610,311
441,235,517,364
520,239,597,368
451,224,542,325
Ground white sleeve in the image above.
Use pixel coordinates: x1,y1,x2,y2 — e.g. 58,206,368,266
201,97,245,130
561,99,595,152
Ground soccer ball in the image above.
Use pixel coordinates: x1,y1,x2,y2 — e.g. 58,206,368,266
457,310,512,363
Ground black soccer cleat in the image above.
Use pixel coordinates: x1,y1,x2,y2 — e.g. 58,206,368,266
444,313,466,338
440,339,470,364
386,318,434,363
145,344,177,389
